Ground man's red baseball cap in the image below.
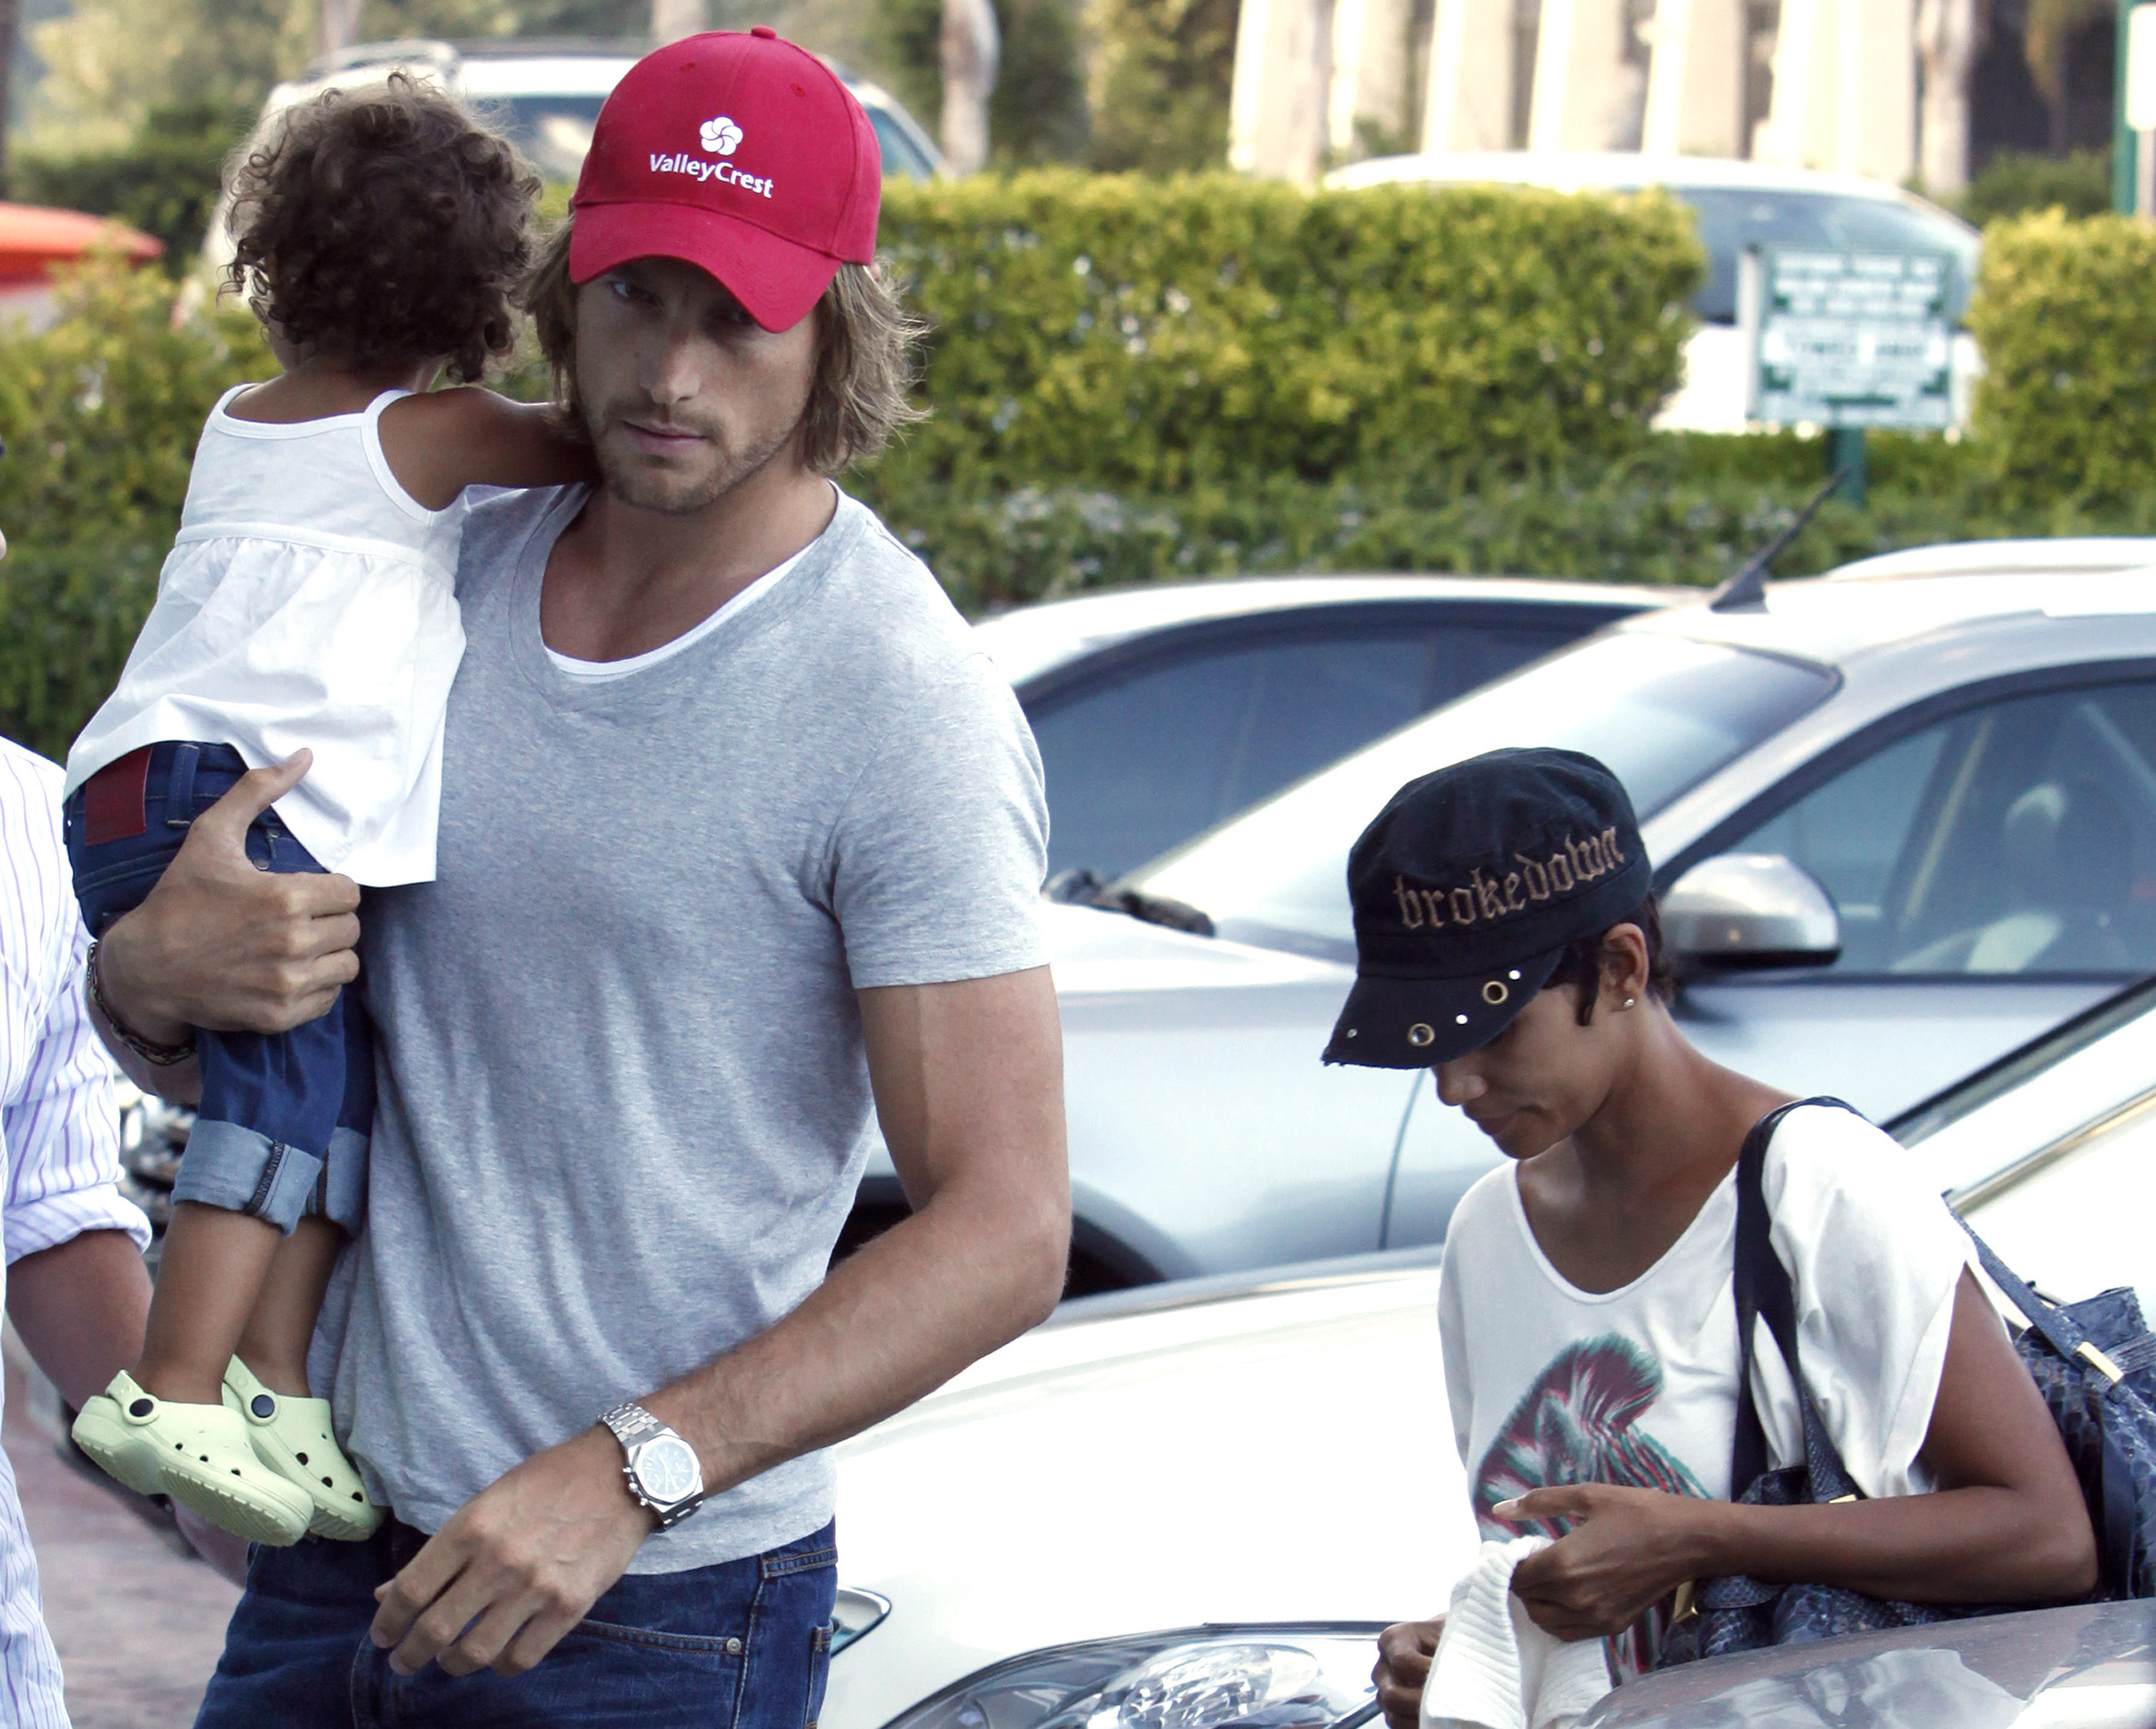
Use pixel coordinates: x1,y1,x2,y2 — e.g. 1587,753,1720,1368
568,28,881,333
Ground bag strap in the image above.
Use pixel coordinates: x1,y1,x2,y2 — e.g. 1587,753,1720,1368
1952,1216,2101,1369
1950,1215,2139,1596
1729,1097,1865,1501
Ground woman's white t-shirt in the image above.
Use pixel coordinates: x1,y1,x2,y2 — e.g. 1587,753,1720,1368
1437,1102,1985,1676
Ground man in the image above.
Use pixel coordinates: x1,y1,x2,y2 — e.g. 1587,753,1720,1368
89,30,1070,1727
0,546,161,1724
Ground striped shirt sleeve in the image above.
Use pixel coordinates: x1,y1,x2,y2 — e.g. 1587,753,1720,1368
0,741,150,1264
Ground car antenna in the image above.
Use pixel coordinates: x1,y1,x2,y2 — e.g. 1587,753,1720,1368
1709,465,1854,613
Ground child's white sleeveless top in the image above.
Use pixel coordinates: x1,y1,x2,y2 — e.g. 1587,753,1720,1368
63,387,469,886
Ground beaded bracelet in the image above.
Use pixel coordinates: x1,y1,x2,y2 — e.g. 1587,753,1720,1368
85,938,196,1068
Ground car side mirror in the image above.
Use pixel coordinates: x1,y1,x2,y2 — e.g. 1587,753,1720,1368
1662,853,1841,970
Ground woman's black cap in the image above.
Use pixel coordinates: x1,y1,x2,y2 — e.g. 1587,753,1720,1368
1323,747,1649,1068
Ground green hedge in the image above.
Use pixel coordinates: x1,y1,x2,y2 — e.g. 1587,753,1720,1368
869,171,1704,495
0,257,271,761
1968,210,2156,511
6,102,254,260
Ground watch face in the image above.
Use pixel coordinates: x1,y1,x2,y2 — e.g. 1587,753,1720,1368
634,1436,701,1504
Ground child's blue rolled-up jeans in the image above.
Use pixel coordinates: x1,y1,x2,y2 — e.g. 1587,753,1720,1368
63,741,370,1234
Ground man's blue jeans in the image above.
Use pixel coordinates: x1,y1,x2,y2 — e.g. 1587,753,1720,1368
195,1516,839,1727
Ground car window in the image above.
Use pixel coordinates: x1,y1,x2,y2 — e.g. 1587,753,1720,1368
1676,188,1980,324
864,107,936,180
1030,635,1434,879
1729,681,2156,977
1133,633,1835,959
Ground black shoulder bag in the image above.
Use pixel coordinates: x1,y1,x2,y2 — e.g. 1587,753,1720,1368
1660,1096,2156,1669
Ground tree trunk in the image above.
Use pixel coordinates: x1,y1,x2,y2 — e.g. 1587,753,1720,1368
316,0,364,63
651,0,708,43
1916,0,1983,194
0,0,16,179
940,0,1000,175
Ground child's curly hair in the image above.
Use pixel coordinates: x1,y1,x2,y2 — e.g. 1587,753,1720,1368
226,75,540,384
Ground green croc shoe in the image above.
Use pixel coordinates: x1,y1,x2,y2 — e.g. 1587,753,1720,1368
224,1359,382,1542
72,1371,313,1546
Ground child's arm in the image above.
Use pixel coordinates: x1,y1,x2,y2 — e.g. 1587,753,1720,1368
377,387,597,511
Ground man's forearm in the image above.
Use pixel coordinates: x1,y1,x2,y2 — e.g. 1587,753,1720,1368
644,1163,1068,1495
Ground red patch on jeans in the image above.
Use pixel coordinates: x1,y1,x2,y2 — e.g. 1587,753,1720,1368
82,747,152,846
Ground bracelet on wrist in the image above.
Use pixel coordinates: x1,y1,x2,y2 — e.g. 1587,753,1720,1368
85,938,196,1068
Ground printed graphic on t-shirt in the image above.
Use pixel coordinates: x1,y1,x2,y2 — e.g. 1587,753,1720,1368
1475,1335,1707,1675
1474,1335,1707,1528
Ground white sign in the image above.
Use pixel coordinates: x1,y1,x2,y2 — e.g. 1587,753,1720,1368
2130,3,2156,132
1742,250,1955,432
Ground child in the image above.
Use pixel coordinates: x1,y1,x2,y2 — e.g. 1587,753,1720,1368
60,76,589,1546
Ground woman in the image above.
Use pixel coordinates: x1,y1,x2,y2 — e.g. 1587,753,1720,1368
1322,747,2096,1722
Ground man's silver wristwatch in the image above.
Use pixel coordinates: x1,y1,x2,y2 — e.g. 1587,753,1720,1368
599,1402,706,1530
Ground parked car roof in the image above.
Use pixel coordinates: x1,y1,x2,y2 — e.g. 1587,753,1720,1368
1824,538,2156,583
1331,150,1964,204
973,574,1669,689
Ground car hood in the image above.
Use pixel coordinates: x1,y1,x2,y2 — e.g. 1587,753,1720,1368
823,1262,1478,1729
1041,900,1351,997
1585,1600,2156,1728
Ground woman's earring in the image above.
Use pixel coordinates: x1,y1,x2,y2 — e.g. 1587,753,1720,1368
1622,997,1637,1010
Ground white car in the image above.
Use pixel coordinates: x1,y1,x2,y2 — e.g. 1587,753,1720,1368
199,38,942,276
1328,153,1984,434
821,973,2156,1729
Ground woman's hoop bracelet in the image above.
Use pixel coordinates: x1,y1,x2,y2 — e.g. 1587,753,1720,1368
85,939,196,1068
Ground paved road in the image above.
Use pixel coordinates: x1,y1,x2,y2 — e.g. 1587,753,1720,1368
5,1356,240,1729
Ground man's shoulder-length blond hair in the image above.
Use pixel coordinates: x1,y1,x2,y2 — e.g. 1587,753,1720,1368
521,218,927,476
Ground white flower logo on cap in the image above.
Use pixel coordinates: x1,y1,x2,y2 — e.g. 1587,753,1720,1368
700,116,744,156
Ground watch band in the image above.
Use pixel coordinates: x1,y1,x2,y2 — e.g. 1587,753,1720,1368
600,1402,665,1448
599,1401,705,1530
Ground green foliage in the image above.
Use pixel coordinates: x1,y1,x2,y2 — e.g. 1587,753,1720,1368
867,173,1704,497
870,433,2156,616
24,0,296,148
8,101,255,260
1083,0,1236,173
0,254,273,761
1967,209,2156,511
1957,149,2111,226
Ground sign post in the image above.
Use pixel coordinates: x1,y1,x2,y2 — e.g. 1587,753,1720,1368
2127,2,2156,217
1739,248,1957,508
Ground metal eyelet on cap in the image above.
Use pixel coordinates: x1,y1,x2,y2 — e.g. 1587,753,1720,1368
1481,980,1509,1005
1407,1023,1435,1047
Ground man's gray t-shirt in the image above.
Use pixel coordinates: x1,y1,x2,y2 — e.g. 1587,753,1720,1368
316,485,1049,1572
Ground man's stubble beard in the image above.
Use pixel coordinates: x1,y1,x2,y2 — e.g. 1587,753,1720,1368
584,397,807,516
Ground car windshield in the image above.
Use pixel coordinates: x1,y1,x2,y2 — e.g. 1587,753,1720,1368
1130,632,1836,960
1675,187,1981,324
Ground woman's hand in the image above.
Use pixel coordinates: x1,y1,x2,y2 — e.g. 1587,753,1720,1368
1371,1616,1443,1729
1501,1485,1714,1641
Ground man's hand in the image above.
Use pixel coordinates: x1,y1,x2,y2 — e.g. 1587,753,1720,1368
95,752,360,1065
1372,1616,1443,1729
370,1426,651,1677
1501,1484,1709,1642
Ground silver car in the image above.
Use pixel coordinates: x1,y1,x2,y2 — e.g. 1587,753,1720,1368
979,578,1662,898
863,538,2156,1289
